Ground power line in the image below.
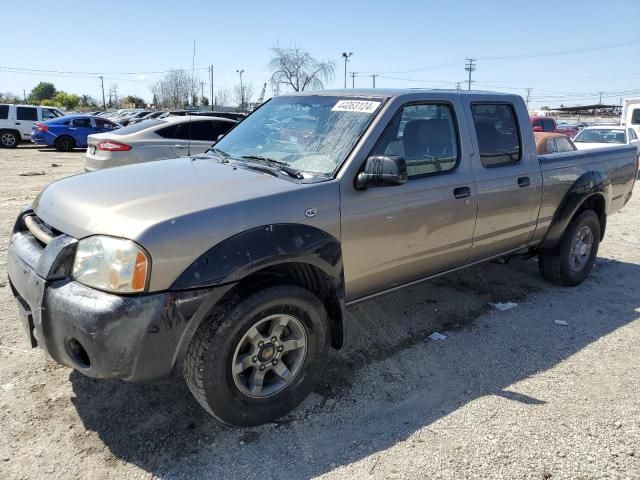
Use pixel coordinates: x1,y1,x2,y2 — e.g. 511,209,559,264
0,65,209,76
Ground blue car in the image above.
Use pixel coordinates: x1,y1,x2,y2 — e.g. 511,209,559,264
31,115,120,151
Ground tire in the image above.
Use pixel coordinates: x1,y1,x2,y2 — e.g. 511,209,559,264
0,130,19,148
539,210,600,286
183,285,330,427
55,136,75,152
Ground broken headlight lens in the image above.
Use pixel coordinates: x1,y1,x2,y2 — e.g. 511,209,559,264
73,236,149,293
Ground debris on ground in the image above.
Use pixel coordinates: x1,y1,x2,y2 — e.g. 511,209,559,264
489,302,518,311
554,320,569,326
18,171,46,176
428,332,448,341
51,163,61,167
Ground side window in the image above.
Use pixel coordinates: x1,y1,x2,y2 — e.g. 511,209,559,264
0,105,8,120
371,103,459,177
631,108,640,125
16,107,38,121
212,120,234,138
542,118,555,132
71,118,92,128
187,121,216,141
95,118,116,130
555,137,575,152
546,139,558,153
471,103,522,167
532,118,543,129
156,124,182,139
41,109,57,121
628,128,638,141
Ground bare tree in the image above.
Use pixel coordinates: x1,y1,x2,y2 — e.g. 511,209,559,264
215,88,232,107
150,69,193,109
234,83,255,110
108,84,119,108
268,46,335,92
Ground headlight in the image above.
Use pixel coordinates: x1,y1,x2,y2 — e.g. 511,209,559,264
73,236,150,293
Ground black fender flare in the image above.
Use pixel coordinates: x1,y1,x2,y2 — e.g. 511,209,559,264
540,171,610,249
171,223,346,348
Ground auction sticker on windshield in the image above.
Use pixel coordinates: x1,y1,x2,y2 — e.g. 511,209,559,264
331,100,381,113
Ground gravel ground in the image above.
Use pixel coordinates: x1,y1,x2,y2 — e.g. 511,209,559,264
0,145,639,479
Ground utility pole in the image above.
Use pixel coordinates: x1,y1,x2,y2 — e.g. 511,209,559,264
370,74,377,88
351,72,357,88
525,88,533,109
465,58,476,91
455,82,461,90
99,76,106,110
236,69,245,110
210,65,214,110
23,90,26,102
598,91,604,104
200,81,204,106
341,52,353,89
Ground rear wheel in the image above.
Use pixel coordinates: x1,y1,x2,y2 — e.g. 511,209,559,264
183,285,330,427
0,130,19,148
539,210,600,286
55,136,75,152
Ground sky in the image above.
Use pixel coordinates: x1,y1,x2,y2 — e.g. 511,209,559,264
1,0,639,109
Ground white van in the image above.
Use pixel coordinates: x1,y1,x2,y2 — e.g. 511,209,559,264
622,98,640,138
0,104,64,148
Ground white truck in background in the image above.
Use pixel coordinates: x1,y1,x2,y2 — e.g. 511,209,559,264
622,98,640,138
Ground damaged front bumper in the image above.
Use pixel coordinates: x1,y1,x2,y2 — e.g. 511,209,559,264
6,210,233,381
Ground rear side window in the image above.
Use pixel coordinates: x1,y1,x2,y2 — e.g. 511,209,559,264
471,104,522,167
185,121,216,141
212,120,235,138
0,105,8,120
17,107,38,121
71,118,92,128
631,108,640,125
542,118,555,132
156,124,181,139
95,118,118,130
111,119,165,135
555,137,575,152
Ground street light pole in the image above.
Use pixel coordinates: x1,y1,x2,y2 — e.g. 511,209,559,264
236,69,245,110
341,52,352,89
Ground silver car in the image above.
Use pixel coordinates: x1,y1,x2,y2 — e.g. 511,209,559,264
83,115,236,170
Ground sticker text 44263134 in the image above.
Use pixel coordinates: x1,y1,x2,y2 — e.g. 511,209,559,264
331,100,381,114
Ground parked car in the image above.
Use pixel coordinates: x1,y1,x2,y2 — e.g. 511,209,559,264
0,104,64,148
573,126,640,155
7,90,638,427
533,132,576,155
30,115,120,151
83,115,236,170
118,110,153,127
622,98,640,138
531,116,578,138
181,111,247,122
128,111,164,125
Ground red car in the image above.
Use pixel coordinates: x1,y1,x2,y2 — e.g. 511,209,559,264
531,116,578,138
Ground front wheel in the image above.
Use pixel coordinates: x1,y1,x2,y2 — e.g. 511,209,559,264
183,285,330,426
539,210,601,286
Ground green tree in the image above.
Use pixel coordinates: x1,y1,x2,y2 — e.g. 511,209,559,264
79,95,97,108
124,95,145,107
201,96,209,106
29,82,57,102
53,92,80,110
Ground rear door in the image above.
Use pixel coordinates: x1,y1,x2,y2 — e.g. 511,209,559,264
340,99,478,300
15,106,39,138
466,101,542,261
169,120,219,156
68,118,94,147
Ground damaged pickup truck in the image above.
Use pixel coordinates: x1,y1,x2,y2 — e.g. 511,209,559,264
7,90,638,426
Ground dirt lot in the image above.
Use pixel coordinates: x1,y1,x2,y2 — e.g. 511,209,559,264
0,145,639,479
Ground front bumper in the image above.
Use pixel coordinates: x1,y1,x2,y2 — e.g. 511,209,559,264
7,211,233,381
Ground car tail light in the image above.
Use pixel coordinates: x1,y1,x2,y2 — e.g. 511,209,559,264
35,123,48,132
96,140,132,151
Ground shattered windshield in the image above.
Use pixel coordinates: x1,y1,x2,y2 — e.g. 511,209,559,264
212,96,383,177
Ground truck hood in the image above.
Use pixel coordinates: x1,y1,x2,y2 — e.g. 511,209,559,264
33,156,301,240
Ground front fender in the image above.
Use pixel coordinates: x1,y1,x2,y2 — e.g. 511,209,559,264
540,171,610,248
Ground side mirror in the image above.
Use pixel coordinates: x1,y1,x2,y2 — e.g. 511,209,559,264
355,155,407,189
532,126,543,132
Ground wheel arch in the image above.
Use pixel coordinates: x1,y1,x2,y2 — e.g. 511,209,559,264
171,224,346,350
540,171,609,249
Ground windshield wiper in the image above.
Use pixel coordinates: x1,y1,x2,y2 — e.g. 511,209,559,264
206,147,230,162
240,155,304,179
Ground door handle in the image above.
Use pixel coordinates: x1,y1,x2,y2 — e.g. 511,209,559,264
453,186,471,199
518,176,531,187
15,122,21,125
